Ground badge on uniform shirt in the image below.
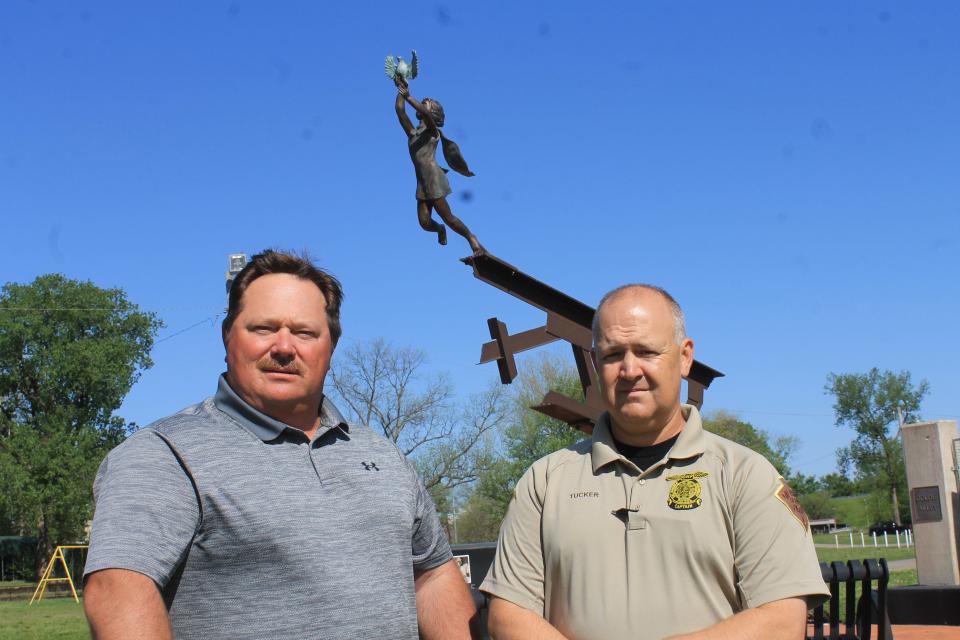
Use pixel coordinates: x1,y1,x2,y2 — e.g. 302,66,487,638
775,476,809,529
666,471,709,510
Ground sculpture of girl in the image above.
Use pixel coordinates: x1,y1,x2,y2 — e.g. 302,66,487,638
394,77,484,253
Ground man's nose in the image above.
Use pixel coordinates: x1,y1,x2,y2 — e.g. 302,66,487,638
619,353,643,379
270,329,295,357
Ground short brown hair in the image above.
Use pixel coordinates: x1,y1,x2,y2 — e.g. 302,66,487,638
222,250,344,346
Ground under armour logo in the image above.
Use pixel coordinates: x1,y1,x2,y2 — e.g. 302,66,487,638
361,461,380,471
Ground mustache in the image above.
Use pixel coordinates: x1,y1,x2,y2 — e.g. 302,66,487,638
256,355,302,375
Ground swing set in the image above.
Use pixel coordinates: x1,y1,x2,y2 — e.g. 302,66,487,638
29,545,88,604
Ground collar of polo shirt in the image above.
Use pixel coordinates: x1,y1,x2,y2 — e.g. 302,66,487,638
214,374,349,441
591,404,707,473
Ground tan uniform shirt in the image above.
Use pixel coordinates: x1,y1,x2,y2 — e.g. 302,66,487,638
480,405,829,640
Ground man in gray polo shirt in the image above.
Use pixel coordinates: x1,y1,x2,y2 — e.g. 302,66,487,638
83,250,477,639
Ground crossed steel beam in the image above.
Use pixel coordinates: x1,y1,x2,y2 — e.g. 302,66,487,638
463,252,724,434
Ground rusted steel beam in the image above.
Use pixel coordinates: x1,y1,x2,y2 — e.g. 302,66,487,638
571,344,602,409
688,360,724,391
464,250,726,430
462,253,594,327
546,312,592,350
479,324,558,365
486,318,518,384
686,379,706,409
532,391,601,435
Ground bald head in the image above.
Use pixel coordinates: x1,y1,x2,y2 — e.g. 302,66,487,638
591,284,694,444
592,284,686,347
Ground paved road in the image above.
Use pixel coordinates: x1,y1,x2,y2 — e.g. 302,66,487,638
887,558,917,571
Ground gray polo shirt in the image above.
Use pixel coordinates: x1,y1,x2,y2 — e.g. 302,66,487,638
84,375,451,639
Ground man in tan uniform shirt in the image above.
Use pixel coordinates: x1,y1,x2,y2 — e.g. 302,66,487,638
481,284,828,639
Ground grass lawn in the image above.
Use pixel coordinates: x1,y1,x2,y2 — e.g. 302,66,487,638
815,545,915,564
888,569,918,587
0,580,33,590
0,599,89,640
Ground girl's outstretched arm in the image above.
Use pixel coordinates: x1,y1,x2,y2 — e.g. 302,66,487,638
395,79,415,135
398,81,439,134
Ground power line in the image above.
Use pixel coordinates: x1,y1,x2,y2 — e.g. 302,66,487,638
156,314,222,344
726,408,958,421
720,409,835,418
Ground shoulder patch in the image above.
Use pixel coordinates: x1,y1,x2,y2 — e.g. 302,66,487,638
774,476,809,529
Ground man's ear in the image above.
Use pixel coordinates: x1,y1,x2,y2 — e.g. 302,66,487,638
222,325,233,364
679,338,694,377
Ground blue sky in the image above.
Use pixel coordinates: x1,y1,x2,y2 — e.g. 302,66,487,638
2,1,957,476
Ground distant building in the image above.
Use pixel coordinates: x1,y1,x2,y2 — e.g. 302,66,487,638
809,518,838,534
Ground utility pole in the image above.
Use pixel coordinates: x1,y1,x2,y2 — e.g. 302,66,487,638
225,254,248,296
447,495,459,545
894,404,906,525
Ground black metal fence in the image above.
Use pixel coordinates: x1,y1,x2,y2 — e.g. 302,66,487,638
807,559,892,640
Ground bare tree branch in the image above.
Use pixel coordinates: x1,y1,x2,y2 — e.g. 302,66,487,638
329,339,505,498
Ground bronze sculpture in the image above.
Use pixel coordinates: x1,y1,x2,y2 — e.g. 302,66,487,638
384,50,418,84
391,73,484,253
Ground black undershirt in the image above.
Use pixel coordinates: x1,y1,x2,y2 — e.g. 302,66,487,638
612,433,680,472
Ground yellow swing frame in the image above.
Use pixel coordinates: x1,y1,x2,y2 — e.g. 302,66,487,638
29,545,88,604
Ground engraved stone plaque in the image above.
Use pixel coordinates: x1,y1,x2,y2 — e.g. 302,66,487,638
911,485,943,523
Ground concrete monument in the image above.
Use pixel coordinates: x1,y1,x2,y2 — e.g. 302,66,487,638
902,419,960,586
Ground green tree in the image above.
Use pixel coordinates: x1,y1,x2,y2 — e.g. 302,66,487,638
701,410,798,478
0,274,161,576
788,473,822,496
462,354,586,542
797,490,835,520
454,493,505,544
818,472,862,498
825,368,928,525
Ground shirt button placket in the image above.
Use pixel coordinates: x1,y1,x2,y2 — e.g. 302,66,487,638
634,477,644,510
308,442,324,484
